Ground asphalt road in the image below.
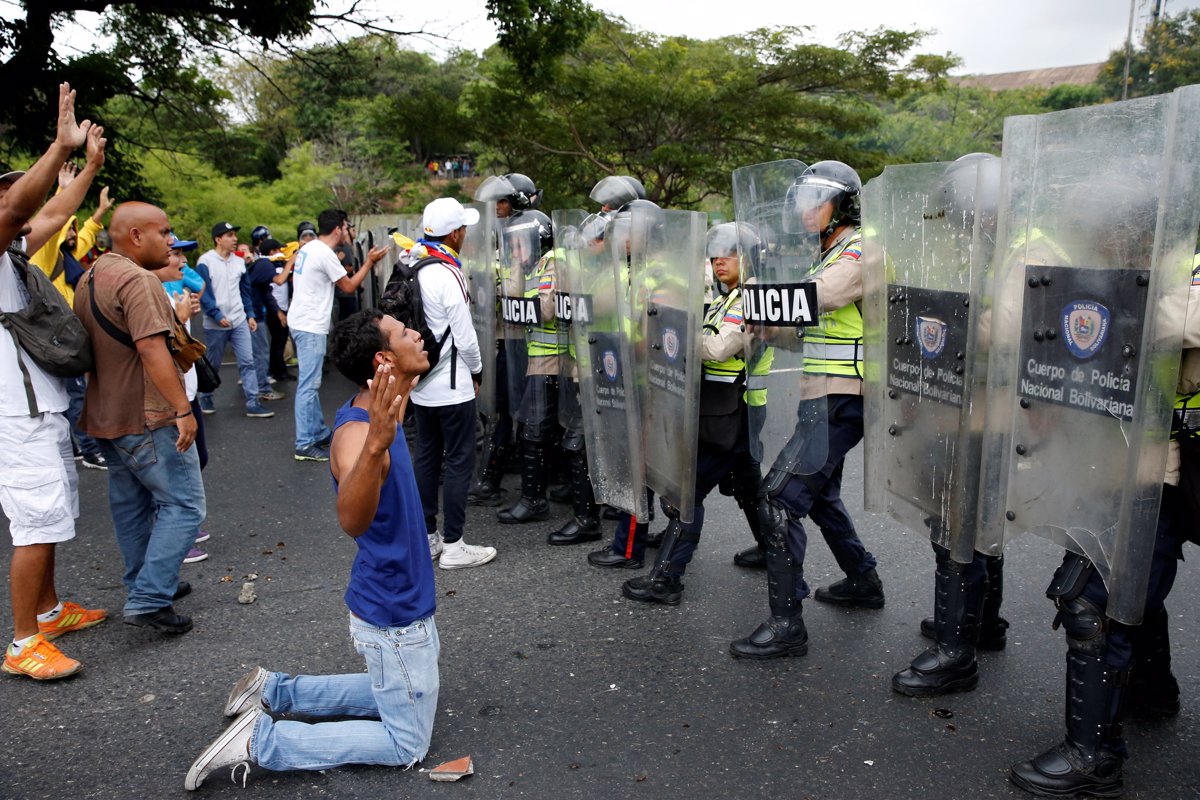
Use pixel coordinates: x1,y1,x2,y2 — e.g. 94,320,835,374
1,370,1197,800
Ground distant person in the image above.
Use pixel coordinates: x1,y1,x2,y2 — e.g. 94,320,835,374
195,222,274,418
247,237,286,403
185,309,440,790
288,209,385,462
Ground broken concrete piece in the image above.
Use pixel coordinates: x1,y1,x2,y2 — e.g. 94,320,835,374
428,755,473,782
237,582,257,604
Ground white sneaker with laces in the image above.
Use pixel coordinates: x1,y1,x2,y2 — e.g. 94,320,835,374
184,705,261,790
438,538,497,570
428,531,443,561
224,666,268,717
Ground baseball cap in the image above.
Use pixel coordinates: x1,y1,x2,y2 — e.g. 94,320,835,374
422,198,480,238
258,237,284,254
0,170,26,184
169,231,198,251
211,221,239,239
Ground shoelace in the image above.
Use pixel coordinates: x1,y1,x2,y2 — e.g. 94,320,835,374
229,761,251,788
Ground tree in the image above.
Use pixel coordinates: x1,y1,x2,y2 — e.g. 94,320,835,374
464,18,953,210
1100,9,1200,99
0,0,589,201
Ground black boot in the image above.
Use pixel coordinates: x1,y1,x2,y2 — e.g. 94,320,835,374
547,452,601,545
622,575,683,606
920,554,1009,650
1010,604,1125,797
547,516,601,545
893,559,983,697
815,568,885,609
733,546,766,569
468,436,506,506
498,442,550,523
1128,607,1181,719
730,498,808,659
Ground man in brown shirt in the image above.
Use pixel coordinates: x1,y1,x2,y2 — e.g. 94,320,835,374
74,202,205,634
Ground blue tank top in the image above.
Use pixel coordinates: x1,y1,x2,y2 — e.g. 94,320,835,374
332,398,437,627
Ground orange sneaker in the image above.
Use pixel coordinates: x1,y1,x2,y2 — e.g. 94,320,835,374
3,634,83,680
38,601,107,640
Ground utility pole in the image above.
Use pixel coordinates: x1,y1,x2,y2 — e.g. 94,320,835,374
1122,0,1137,101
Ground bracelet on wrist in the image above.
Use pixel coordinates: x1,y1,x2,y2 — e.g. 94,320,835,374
175,409,193,419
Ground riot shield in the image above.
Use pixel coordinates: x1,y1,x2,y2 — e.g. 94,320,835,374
732,160,828,479
461,201,498,423
979,86,1200,623
567,213,647,518
552,209,590,434
497,212,554,434
861,159,997,565
622,206,706,523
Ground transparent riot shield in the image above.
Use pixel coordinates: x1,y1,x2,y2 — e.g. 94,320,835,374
732,160,827,480
461,201,498,423
498,213,554,436
552,210,589,435
979,86,1200,623
567,214,647,518
861,159,997,565
623,207,706,523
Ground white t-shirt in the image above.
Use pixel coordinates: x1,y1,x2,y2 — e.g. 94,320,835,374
165,291,198,402
288,240,345,335
198,250,248,330
410,258,482,407
272,266,289,312
0,249,69,416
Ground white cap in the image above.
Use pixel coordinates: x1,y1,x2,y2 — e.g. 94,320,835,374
422,197,480,238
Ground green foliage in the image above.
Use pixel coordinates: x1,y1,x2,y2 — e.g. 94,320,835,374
138,143,339,246
1100,9,1200,99
464,19,950,210
485,0,601,83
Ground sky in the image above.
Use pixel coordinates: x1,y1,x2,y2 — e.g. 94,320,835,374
406,0,1197,75
28,0,1200,76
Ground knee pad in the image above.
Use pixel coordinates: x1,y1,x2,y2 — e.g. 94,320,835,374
759,497,790,550
561,428,585,453
1057,595,1107,658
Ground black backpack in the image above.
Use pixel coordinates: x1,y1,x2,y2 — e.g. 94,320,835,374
0,246,94,413
379,255,452,378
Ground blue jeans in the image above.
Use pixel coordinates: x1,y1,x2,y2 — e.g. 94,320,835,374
201,322,259,407
64,375,100,457
292,330,331,450
252,614,440,771
250,321,271,395
96,426,206,615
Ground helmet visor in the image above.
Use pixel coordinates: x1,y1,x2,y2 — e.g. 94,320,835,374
782,178,844,234
475,175,516,203
589,176,640,210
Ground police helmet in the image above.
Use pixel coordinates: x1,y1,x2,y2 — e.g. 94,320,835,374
503,173,541,211
297,220,317,240
474,175,515,203
607,199,664,254
589,175,645,212
502,209,554,255
250,225,272,247
706,221,762,265
579,212,610,245
941,153,1002,232
783,160,862,236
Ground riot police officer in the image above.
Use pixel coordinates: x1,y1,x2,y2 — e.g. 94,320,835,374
469,173,543,505
730,161,884,660
621,222,764,604
496,210,564,523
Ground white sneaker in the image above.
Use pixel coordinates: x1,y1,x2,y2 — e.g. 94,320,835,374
428,531,444,561
438,538,497,570
184,705,261,790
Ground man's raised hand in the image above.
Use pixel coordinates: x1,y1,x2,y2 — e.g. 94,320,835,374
85,124,107,168
54,83,91,151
